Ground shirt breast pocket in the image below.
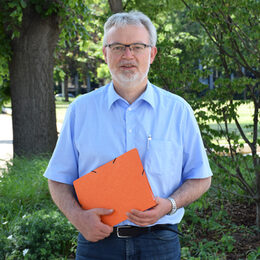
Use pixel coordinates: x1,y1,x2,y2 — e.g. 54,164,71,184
145,140,182,175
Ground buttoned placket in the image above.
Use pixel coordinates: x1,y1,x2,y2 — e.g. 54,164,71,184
125,105,136,151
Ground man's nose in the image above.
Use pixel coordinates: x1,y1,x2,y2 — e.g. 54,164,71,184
122,47,134,58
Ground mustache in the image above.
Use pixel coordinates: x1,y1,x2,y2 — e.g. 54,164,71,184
119,61,137,66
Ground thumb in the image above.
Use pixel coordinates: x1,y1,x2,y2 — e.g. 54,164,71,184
94,208,114,216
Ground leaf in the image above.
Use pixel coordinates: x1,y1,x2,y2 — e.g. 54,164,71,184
35,5,42,14
20,0,27,9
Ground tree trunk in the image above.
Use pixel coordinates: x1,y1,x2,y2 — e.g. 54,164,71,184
256,163,260,231
108,0,124,13
64,74,69,102
257,202,260,234
9,6,60,156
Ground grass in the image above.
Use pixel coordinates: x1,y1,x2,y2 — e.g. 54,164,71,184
55,97,76,124
209,102,258,144
0,156,51,219
193,101,259,149
3,97,76,125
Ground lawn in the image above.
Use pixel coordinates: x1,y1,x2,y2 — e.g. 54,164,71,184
208,101,258,144
3,96,75,125
55,96,76,124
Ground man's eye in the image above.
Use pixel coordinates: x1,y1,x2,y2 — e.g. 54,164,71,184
112,46,124,51
132,45,144,51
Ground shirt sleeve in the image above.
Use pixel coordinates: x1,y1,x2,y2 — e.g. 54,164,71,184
44,104,79,184
181,105,213,181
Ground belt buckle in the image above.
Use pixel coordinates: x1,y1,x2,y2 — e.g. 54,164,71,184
116,226,131,238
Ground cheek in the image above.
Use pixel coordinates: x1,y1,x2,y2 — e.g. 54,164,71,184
107,56,119,67
140,60,150,71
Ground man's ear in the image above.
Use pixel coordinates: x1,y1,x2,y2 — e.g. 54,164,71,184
150,47,157,64
103,46,108,63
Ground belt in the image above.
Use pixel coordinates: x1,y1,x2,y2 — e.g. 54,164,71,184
112,224,182,238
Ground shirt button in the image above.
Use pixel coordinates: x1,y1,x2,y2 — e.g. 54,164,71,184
128,107,132,111
129,129,132,133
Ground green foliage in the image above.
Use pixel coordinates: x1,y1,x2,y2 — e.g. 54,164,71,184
97,63,111,83
0,0,93,103
247,248,260,260
0,4,12,106
0,156,77,259
54,0,111,87
0,156,51,220
163,0,260,217
180,155,258,258
184,0,259,72
2,210,77,259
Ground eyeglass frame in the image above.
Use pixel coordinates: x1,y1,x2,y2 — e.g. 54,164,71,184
104,42,152,54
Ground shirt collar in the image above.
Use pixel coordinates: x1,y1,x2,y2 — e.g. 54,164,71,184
107,81,155,110
107,82,123,110
138,81,155,109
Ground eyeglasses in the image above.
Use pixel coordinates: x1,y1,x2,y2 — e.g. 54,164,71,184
105,43,152,54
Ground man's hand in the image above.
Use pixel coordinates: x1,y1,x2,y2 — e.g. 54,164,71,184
126,197,171,226
75,208,114,242
48,180,114,242
127,177,211,226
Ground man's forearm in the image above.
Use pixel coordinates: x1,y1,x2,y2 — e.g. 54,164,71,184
48,179,114,242
171,177,212,209
48,180,82,224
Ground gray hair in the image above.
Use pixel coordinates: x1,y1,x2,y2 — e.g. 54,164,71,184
103,11,157,47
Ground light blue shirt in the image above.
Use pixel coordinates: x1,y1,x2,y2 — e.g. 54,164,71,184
44,81,212,226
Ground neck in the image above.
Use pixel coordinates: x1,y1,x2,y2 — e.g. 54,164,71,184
113,80,148,104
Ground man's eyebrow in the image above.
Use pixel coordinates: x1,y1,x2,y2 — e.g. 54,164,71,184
109,42,122,45
107,42,147,45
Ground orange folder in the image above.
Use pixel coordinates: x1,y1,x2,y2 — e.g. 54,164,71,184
73,148,156,226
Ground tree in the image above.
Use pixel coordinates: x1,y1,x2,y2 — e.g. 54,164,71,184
0,0,89,156
108,0,123,13
178,0,259,228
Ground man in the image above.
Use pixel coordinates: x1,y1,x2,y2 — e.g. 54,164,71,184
44,11,212,259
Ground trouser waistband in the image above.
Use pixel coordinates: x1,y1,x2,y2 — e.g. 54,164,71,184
112,224,182,238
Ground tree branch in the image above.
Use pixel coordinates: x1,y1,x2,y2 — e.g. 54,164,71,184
211,184,255,200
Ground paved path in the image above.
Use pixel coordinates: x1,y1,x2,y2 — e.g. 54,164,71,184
0,109,62,175
0,113,13,174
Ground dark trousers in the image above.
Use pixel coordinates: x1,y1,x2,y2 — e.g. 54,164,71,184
76,224,181,260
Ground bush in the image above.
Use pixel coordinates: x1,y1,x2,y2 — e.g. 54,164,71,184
3,210,77,259
0,156,78,259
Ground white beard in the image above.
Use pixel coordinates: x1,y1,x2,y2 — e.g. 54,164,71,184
108,55,151,88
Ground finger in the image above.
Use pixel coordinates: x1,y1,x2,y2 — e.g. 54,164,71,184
127,216,152,226
127,208,160,226
100,222,113,234
94,208,114,216
127,212,153,225
129,209,152,217
96,229,112,238
130,208,158,218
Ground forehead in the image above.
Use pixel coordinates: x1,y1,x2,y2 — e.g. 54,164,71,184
106,25,150,44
